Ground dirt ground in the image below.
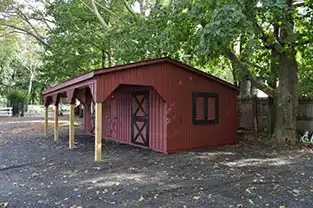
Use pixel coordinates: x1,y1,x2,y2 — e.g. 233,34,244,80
0,115,313,208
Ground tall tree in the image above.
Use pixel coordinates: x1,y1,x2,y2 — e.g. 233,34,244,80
0,0,52,104
118,0,312,141
0,0,53,46
2,0,309,142
194,0,311,141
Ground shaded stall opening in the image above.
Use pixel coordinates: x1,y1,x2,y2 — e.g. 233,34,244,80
101,84,167,152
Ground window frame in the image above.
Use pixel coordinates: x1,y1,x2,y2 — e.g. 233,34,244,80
192,92,219,124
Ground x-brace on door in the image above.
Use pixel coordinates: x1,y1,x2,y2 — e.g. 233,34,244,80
131,91,149,147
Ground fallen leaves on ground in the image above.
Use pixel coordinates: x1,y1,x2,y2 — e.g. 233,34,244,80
0,202,8,207
70,205,83,208
0,123,53,134
138,195,144,201
229,204,243,208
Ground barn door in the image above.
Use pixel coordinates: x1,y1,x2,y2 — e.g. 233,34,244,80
131,91,149,147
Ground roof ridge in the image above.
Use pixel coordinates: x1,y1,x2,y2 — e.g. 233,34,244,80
43,57,238,96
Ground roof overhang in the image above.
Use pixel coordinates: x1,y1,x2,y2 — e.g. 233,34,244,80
42,71,94,96
42,57,238,98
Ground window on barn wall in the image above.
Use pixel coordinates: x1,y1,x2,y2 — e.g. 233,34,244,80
192,92,219,124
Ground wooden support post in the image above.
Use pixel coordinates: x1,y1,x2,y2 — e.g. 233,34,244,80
54,105,59,141
44,106,48,136
69,104,75,149
95,102,102,162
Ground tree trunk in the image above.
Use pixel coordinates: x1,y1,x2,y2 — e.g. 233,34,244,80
273,51,298,142
268,47,279,134
272,0,298,142
27,71,33,103
268,96,275,134
239,79,252,98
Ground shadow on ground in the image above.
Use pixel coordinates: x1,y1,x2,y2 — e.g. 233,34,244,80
0,116,313,208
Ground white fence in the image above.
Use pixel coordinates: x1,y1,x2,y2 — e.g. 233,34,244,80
0,107,12,117
26,105,44,114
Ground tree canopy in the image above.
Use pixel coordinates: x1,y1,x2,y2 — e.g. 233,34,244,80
0,0,312,140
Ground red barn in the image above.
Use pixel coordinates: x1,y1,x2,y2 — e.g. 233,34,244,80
42,58,238,161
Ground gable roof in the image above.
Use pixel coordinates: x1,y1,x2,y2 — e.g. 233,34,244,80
43,57,238,95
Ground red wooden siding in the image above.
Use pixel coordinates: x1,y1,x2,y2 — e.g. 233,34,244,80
149,86,167,152
95,64,170,103
94,61,237,152
164,63,237,152
72,87,93,134
102,91,117,139
116,86,131,144
89,83,96,102
43,58,237,153
101,85,167,153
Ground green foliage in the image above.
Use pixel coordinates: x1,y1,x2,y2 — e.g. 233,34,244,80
295,0,313,95
0,33,43,104
7,89,27,103
0,0,47,104
41,0,236,84
42,0,102,83
298,49,313,95
0,37,19,96
1,0,313,102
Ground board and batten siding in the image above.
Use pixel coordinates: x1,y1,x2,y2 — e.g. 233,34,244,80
164,63,238,152
44,58,238,154
101,85,167,153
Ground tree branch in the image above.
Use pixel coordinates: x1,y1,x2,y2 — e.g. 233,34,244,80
225,49,274,97
90,0,108,30
138,0,144,15
14,7,43,40
293,1,305,7
154,0,161,8
94,1,118,17
26,6,55,31
30,16,54,32
244,61,267,72
253,22,274,49
273,23,284,46
0,23,48,46
123,0,137,17
81,0,122,23
78,0,94,12
0,30,24,38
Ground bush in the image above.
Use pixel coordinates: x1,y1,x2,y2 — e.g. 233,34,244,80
6,90,27,116
6,90,27,103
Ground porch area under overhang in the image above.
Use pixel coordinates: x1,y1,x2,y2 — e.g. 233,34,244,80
42,71,105,162
42,68,168,162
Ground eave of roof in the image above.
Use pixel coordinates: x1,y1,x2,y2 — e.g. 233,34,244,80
42,57,238,96
42,71,95,95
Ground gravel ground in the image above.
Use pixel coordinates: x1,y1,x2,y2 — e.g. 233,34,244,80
0,116,313,208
